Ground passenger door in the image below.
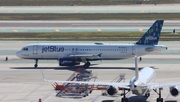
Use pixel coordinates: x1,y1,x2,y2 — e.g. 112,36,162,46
33,45,38,54
132,46,135,55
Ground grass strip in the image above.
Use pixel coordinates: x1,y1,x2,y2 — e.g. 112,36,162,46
0,32,179,41
0,13,180,20
0,0,179,6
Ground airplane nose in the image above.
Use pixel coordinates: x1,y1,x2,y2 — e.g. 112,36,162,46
16,51,21,58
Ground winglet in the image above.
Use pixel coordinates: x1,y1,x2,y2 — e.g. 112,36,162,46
136,20,164,45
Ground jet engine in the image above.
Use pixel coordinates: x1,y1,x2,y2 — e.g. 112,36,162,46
106,85,118,96
59,58,80,66
170,86,180,97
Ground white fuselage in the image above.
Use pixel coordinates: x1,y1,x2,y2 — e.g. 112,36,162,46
16,43,166,60
129,67,156,95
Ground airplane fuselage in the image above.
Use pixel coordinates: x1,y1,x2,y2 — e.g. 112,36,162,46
129,67,156,95
16,43,166,60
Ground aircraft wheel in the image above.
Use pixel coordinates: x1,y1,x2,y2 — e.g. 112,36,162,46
87,61,91,66
34,59,38,68
121,98,124,102
34,64,38,68
145,93,150,97
83,64,88,68
121,98,128,102
156,98,163,102
83,62,90,68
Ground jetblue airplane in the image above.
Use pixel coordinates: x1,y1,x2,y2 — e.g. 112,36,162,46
16,20,167,68
41,45,180,102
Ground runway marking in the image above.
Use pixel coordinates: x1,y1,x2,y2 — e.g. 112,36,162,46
91,95,101,102
141,10,145,13
139,28,143,32
55,29,60,32
17,84,29,93
97,28,101,32
75,10,79,13
42,89,55,101
22,85,42,99
8,10,12,13
1,95,8,100
13,29,18,32
17,41,22,43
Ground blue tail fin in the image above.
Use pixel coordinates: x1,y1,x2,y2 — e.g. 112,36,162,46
136,20,164,45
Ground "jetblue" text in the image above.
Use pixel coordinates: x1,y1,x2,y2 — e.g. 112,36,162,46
42,46,64,53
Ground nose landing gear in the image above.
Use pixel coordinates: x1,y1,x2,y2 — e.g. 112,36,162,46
34,59,38,68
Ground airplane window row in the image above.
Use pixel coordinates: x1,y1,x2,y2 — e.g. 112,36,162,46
64,49,127,51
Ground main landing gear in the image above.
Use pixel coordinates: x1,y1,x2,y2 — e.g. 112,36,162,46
139,57,142,62
121,88,130,102
34,59,38,68
145,93,150,97
154,88,163,102
83,61,91,68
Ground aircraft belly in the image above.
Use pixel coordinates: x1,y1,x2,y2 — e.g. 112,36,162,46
102,53,120,59
132,88,147,95
40,52,59,59
102,53,129,59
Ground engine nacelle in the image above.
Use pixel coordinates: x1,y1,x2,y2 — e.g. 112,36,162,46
106,85,118,96
170,86,180,97
59,58,80,66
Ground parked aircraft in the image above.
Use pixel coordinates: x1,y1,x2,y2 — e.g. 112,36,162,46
41,44,180,102
16,20,167,68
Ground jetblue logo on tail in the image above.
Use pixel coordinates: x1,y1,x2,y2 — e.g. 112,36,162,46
136,20,164,45
145,36,157,40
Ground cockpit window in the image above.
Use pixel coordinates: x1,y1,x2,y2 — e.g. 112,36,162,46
22,47,28,51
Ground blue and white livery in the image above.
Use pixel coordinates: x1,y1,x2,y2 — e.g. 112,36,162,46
40,44,180,102
16,20,167,68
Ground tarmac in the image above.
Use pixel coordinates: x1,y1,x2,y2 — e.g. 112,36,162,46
0,41,180,102
1,4,180,13
0,20,179,33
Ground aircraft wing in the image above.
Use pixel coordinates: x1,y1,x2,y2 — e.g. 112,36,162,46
68,53,102,59
147,82,180,89
45,80,130,89
40,70,130,89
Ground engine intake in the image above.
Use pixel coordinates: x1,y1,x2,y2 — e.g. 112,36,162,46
107,85,117,96
170,86,180,97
